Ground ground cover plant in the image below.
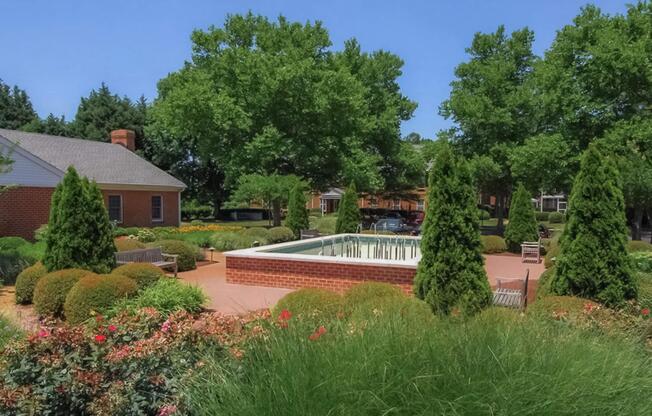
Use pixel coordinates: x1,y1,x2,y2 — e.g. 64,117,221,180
109,278,207,317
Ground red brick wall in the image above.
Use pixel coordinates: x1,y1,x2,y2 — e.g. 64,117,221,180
226,256,416,294
0,186,180,240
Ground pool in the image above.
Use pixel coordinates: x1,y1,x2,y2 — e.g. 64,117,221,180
224,234,421,294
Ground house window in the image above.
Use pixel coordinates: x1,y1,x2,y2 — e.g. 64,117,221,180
370,197,378,208
416,199,425,211
108,195,122,223
392,199,401,210
151,195,163,222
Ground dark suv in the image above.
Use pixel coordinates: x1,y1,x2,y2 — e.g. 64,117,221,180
373,218,417,235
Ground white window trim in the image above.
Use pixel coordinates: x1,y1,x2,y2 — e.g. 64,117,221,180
416,199,425,211
151,195,164,222
108,194,123,224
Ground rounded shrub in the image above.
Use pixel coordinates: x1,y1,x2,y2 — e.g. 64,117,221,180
147,240,197,271
477,209,490,220
548,212,564,223
114,238,146,252
112,263,165,289
15,263,47,304
210,232,258,251
535,211,550,222
241,227,271,244
33,269,95,317
343,282,404,310
64,274,138,324
0,236,29,251
627,240,652,253
273,288,343,322
268,227,295,244
480,235,507,254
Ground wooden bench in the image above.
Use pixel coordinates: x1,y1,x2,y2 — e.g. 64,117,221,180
492,269,530,309
521,239,542,263
115,247,178,277
300,229,321,240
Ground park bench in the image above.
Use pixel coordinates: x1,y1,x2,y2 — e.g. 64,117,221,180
300,229,321,240
492,269,530,310
115,247,178,277
521,238,542,263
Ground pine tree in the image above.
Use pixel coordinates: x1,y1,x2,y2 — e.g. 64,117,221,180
550,144,636,306
504,184,538,252
42,182,63,269
85,180,116,273
335,183,361,233
285,184,309,238
414,144,492,316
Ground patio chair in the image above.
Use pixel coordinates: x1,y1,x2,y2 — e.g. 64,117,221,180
492,269,529,310
521,238,541,263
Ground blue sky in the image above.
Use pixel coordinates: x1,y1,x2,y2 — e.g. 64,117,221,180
0,0,629,137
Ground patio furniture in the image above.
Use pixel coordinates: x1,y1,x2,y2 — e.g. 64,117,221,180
492,269,530,309
300,229,321,240
115,247,178,277
521,239,541,263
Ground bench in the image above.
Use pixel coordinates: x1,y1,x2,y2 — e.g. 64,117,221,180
492,269,530,310
115,247,178,277
521,239,541,263
300,229,321,240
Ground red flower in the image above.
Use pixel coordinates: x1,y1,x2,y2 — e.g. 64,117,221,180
583,302,594,313
37,328,49,338
279,309,292,321
309,326,327,341
108,325,117,332
642,308,650,317
94,334,107,344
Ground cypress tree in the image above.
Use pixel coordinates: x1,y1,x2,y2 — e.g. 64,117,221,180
550,144,636,306
42,182,63,269
335,183,361,233
85,180,116,273
285,184,309,238
504,184,538,253
413,144,492,316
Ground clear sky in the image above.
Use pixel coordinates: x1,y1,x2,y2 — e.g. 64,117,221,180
0,0,630,138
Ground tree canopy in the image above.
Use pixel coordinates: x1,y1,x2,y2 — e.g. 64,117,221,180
0,79,37,130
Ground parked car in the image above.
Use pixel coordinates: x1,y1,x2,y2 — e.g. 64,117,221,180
372,218,416,235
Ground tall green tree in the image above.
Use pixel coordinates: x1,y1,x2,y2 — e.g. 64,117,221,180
335,182,361,234
441,26,539,231
285,183,309,238
0,79,37,129
21,113,71,136
550,145,636,306
504,184,538,253
414,144,492,315
84,180,116,273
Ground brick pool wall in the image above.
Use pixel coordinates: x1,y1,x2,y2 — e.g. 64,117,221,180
225,256,417,294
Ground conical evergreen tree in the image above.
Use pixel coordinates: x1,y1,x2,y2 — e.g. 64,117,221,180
42,182,63,269
504,184,538,253
285,184,309,238
414,144,492,316
550,144,636,306
335,182,361,233
85,180,116,273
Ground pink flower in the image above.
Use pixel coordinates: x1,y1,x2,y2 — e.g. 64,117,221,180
37,328,49,338
108,324,117,332
583,302,594,313
161,320,171,333
94,334,107,344
157,404,178,416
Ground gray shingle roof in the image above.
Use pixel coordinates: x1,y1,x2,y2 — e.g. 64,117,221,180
0,129,185,190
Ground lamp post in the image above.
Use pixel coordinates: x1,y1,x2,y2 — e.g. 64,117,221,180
208,247,215,262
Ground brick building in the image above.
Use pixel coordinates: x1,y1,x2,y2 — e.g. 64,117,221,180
307,187,428,214
0,129,186,240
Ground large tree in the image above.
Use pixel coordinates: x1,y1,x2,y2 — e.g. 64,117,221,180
148,14,418,208
441,26,539,231
0,79,37,130
21,113,71,136
414,144,492,316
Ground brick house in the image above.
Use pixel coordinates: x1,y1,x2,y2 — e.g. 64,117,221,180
0,129,186,240
307,187,428,214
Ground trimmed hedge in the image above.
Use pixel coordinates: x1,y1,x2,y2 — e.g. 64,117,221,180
15,263,47,304
210,232,258,251
627,240,652,253
343,282,404,311
112,263,165,289
273,288,343,322
268,227,295,244
535,211,550,221
64,274,138,324
147,240,197,271
477,209,490,220
114,238,146,252
548,212,564,223
33,269,95,317
480,235,507,254
241,227,271,244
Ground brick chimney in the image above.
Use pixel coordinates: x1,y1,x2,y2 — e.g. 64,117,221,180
110,129,136,151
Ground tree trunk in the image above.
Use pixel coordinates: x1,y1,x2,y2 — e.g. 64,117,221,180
496,192,505,234
631,206,644,241
212,196,222,220
272,199,282,227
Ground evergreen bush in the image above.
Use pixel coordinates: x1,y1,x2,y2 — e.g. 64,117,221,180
535,211,550,221
210,232,258,251
83,180,116,273
268,227,295,243
64,274,137,324
147,240,197,271
285,184,309,238
335,183,361,233
413,144,492,316
504,184,538,253
343,282,404,311
273,288,343,322
114,238,146,252
241,227,271,244
480,235,507,254
14,263,47,304
550,145,637,307
0,237,29,251
33,269,94,317
112,263,165,289
548,212,564,223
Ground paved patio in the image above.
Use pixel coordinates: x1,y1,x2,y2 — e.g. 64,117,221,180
179,252,545,314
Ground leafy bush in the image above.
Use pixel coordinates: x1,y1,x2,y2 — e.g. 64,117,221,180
536,266,556,299
311,215,337,235
16,241,45,261
548,211,564,223
544,239,560,268
268,226,295,244
34,224,49,242
0,314,21,350
170,230,214,248
210,232,258,251
477,209,490,220
631,251,652,273
241,227,271,244
147,240,197,271
349,296,435,324
0,249,37,285
504,184,538,253
535,211,550,221
0,236,29,250
136,228,157,243
33,269,95,317
64,274,138,324
110,279,207,316
343,282,403,310
480,235,507,254
181,202,213,220
15,262,47,304
113,226,139,238
114,238,145,252
628,240,652,252
273,288,343,322
112,263,165,289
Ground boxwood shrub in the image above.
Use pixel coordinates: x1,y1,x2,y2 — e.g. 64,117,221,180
241,227,271,244
548,212,565,223
480,235,507,254
147,240,197,271
535,211,550,221
112,263,165,289
273,288,343,322
477,209,490,220
114,238,146,252
268,227,295,244
14,262,47,304
210,232,258,251
64,274,138,324
33,269,95,317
